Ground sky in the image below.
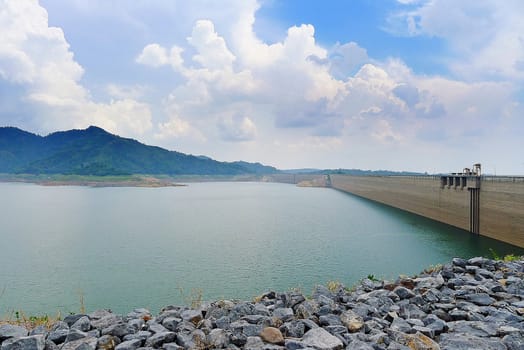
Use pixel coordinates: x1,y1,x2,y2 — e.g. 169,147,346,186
1,0,523,174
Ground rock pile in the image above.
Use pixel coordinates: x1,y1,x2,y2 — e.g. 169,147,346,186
1,256,524,350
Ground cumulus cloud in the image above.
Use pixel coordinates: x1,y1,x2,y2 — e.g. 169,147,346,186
388,0,524,80
218,115,257,142
2,0,522,172
0,0,152,136
136,43,169,67
134,1,523,166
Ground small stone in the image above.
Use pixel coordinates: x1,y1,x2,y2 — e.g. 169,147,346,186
260,327,284,345
301,328,343,350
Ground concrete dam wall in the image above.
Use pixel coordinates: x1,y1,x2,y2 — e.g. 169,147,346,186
330,175,524,248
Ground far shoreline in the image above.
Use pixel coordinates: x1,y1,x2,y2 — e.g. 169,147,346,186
0,174,187,188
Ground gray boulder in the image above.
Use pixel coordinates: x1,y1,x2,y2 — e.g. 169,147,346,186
301,328,343,350
0,335,45,350
0,325,28,340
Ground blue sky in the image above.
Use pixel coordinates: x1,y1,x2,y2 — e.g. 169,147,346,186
1,0,523,174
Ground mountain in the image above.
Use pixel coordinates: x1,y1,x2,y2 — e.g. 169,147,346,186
0,126,279,176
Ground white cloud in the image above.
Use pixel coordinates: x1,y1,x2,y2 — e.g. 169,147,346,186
188,20,236,70
2,0,522,172
218,115,257,142
389,0,524,80
0,0,153,137
106,84,147,100
136,43,169,67
372,119,403,143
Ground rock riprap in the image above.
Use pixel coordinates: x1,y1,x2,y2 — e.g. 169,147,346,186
1,256,523,350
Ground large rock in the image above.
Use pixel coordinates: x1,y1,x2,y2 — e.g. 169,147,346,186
71,317,91,332
207,328,228,348
388,331,439,350
301,328,343,350
114,339,142,350
60,336,98,350
260,327,284,345
272,308,294,322
0,335,44,350
47,328,69,344
180,310,202,326
393,286,416,300
464,293,495,306
346,340,375,350
97,334,119,350
439,333,507,350
144,331,176,348
340,310,364,333
0,325,28,340
63,315,87,327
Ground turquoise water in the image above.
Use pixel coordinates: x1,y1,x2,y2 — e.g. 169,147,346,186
0,181,522,315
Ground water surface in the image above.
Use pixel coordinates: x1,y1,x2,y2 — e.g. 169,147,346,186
0,181,521,315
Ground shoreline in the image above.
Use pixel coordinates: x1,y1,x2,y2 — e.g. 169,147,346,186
1,256,523,349
0,175,186,188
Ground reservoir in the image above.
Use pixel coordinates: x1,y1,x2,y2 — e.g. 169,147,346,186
0,181,522,315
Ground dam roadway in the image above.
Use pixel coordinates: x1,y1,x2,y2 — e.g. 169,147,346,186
328,175,524,248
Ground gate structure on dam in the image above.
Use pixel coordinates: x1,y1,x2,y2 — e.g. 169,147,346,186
440,164,481,234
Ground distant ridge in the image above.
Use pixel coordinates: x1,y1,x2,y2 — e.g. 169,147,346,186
282,168,424,176
0,126,279,176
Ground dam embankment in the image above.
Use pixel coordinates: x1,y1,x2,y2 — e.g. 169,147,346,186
330,175,524,248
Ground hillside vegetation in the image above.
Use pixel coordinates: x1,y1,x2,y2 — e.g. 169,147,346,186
0,126,278,176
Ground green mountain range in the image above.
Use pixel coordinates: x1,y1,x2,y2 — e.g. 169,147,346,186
0,126,279,176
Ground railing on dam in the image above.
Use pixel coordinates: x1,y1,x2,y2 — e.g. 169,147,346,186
482,176,524,183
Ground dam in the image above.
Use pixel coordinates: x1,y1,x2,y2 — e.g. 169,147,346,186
327,170,524,248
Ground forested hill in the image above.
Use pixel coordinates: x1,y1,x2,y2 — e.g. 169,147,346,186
0,126,279,176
